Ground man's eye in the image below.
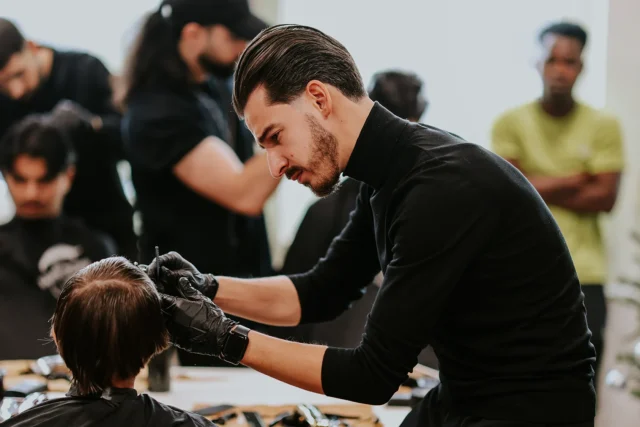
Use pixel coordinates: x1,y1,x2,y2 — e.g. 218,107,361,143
272,132,281,143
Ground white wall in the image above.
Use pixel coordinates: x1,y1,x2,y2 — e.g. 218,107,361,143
269,0,610,266
280,0,608,146
602,0,640,286
0,0,159,72
0,0,619,270
597,0,640,424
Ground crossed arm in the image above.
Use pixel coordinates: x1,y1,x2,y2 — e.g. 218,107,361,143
506,159,620,213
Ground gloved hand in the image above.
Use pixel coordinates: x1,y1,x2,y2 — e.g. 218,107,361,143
148,251,219,300
160,276,237,357
51,100,102,133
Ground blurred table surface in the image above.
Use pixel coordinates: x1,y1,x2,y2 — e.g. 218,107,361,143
148,367,411,426
1,362,411,426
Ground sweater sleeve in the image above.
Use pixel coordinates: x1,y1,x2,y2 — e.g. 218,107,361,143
320,176,498,404
288,184,380,324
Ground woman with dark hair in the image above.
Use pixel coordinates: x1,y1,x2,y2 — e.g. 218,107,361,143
4,257,216,426
120,0,277,366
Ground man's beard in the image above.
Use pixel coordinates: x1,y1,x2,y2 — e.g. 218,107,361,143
286,115,341,198
198,55,235,79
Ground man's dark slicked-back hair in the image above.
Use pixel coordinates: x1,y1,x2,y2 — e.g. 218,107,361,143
539,21,588,49
0,18,26,70
233,24,367,117
52,257,169,395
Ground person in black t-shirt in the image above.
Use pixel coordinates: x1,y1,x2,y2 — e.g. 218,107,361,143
120,0,279,366
150,26,596,427
3,256,216,427
0,114,115,359
0,18,136,259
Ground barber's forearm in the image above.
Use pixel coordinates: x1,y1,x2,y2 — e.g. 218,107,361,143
240,330,326,395
215,275,301,326
237,152,281,216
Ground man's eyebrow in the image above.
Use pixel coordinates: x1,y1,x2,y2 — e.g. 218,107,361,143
257,124,276,144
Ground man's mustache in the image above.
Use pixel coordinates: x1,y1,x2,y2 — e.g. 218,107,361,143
285,167,303,180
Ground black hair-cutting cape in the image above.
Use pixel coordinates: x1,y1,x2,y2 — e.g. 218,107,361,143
2,387,216,426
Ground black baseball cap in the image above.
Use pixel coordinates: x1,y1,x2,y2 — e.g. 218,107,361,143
159,0,268,40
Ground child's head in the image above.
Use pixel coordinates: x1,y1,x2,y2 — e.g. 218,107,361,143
51,256,169,395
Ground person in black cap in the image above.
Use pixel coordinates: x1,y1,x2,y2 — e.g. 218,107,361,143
119,0,278,367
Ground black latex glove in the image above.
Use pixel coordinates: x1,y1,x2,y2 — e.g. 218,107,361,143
160,276,237,357
148,251,219,300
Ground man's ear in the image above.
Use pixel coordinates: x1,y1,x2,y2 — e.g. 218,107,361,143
25,40,39,53
62,165,76,195
305,80,332,119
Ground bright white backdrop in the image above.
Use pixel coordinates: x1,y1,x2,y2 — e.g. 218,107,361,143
0,1,610,267
270,0,610,266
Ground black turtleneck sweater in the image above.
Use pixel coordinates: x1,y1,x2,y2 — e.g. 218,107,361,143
289,103,596,425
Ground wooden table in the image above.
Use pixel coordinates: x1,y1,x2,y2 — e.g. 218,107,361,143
1,362,412,426
148,367,412,426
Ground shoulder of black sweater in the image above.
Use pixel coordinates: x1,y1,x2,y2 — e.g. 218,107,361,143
50,48,110,77
391,124,508,197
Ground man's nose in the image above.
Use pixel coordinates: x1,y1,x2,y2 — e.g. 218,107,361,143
24,181,39,198
266,151,287,178
8,80,26,100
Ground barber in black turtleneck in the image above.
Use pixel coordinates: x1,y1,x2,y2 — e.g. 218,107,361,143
0,114,115,359
152,25,597,427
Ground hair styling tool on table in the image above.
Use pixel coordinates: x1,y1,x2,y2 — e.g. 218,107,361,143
243,411,267,427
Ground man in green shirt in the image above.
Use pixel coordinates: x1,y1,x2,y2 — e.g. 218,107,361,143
491,22,624,383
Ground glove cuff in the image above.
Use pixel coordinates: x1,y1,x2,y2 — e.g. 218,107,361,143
203,274,220,301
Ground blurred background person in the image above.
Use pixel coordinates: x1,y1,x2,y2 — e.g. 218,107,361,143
491,21,624,385
5,256,217,427
0,113,115,359
120,0,279,366
368,70,428,122
0,18,135,259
